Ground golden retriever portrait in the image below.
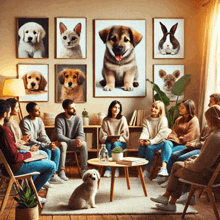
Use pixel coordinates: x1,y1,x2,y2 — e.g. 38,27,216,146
22,70,47,95
58,68,86,102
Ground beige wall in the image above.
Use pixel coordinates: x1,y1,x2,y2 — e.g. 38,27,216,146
0,0,202,123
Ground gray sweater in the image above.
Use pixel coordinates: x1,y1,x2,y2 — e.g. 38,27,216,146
55,113,85,145
21,116,51,148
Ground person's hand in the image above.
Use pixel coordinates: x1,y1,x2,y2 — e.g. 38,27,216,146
30,152,35,157
145,140,151,146
139,139,145,146
185,142,195,150
49,142,57,150
22,134,31,144
75,139,83,147
30,144,39,152
179,136,184,141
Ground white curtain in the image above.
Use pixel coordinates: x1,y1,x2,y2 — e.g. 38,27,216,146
198,0,220,128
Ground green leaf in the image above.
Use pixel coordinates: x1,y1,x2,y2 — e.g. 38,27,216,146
146,79,170,106
172,74,191,96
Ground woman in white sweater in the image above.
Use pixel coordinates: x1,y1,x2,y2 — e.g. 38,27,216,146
99,100,129,178
138,101,170,177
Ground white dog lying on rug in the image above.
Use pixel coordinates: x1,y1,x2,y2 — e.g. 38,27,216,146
68,169,100,209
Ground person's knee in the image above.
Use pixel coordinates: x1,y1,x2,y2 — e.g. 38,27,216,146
60,142,68,152
147,145,155,152
80,141,87,151
47,161,56,174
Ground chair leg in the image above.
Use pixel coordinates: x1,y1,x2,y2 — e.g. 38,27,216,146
181,185,197,219
74,151,81,177
28,177,42,209
0,179,14,216
206,188,220,220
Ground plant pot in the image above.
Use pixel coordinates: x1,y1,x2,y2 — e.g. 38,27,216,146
83,117,89,126
16,205,39,220
112,152,123,161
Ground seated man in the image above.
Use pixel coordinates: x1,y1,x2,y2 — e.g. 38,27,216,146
54,99,88,180
0,99,56,203
20,102,62,184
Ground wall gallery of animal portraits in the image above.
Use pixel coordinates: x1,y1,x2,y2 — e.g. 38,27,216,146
16,17,184,103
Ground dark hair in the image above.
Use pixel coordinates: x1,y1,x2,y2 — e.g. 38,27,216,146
62,99,74,110
6,98,18,111
210,93,220,104
0,99,11,118
26,102,38,113
107,100,122,119
205,105,220,129
180,99,196,122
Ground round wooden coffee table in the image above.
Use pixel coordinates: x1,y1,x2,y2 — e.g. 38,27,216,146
88,157,148,202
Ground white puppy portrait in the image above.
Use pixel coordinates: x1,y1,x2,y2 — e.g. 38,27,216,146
18,22,46,58
68,169,100,210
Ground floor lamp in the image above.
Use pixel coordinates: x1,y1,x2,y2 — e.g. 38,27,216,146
2,79,26,121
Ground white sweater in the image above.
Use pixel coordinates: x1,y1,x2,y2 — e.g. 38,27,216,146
139,115,171,145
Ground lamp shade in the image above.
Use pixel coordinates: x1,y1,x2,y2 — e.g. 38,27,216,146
2,79,26,97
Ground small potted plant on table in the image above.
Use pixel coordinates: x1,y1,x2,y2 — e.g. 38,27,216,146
82,108,89,126
14,187,39,220
111,147,123,161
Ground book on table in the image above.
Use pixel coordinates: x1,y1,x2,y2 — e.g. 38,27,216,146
24,154,48,163
105,135,120,142
116,157,147,166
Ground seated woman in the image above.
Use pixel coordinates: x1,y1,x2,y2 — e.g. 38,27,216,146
99,100,129,178
153,99,200,182
4,98,48,158
138,100,171,177
150,105,220,211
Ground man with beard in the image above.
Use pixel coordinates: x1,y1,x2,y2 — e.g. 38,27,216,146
21,102,63,184
0,99,56,203
54,99,87,180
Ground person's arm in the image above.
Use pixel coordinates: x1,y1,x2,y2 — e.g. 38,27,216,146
119,116,129,143
149,117,170,145
167,117,181,144
38,118,51,145
99,119,108,144
179,117,200,144
139,117,150,140
75,117,85,141
184,133,220,172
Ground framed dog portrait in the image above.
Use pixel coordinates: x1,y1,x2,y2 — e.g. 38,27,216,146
55,64,87,103
153,18,184,59
154,65,185,101
16,18,49,58
94,19,146,97
56,17,86,59
17,64,49,102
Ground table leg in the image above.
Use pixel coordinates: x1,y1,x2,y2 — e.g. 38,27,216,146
110,167,116,202
97,166,103,189
137,166,148,196
124,167,130,190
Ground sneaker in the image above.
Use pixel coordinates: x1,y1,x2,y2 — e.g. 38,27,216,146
115,168,119,178
158,167,169,176
43,181,52,189
155,203,176,211
152,176,168,183
49,175,64,184
160,179,169,188
138,169,150,178
35,196,46,204
104,170,111,177
177,192,196,205
150,195,169,205
59,170,69,181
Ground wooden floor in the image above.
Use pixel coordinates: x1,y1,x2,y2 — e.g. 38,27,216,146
1,165,220,220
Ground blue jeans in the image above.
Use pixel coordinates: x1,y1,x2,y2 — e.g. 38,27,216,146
141,141,174,169
167,145,201,173
40,147,60,172
105,141,126,171
14,159,56,192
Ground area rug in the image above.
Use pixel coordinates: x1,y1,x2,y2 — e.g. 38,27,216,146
41,177,198,215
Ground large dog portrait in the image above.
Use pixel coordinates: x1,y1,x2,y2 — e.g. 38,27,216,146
55,64,87,103
154,18,184,59
94,20,146,97
18,64,49,101
154,65,184,101
56,17,86,59
17,18,49,58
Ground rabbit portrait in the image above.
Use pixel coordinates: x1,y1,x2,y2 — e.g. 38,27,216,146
158,22,180,55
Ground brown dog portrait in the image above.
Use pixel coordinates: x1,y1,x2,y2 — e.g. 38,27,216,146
58,68,85,102
99,25,143,91
22,70,47,95
159,69,180,99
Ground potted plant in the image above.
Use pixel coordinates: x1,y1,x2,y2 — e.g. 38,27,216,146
14,187,39,220
147,74,191,128
82,108,89,126
111,147,123,161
